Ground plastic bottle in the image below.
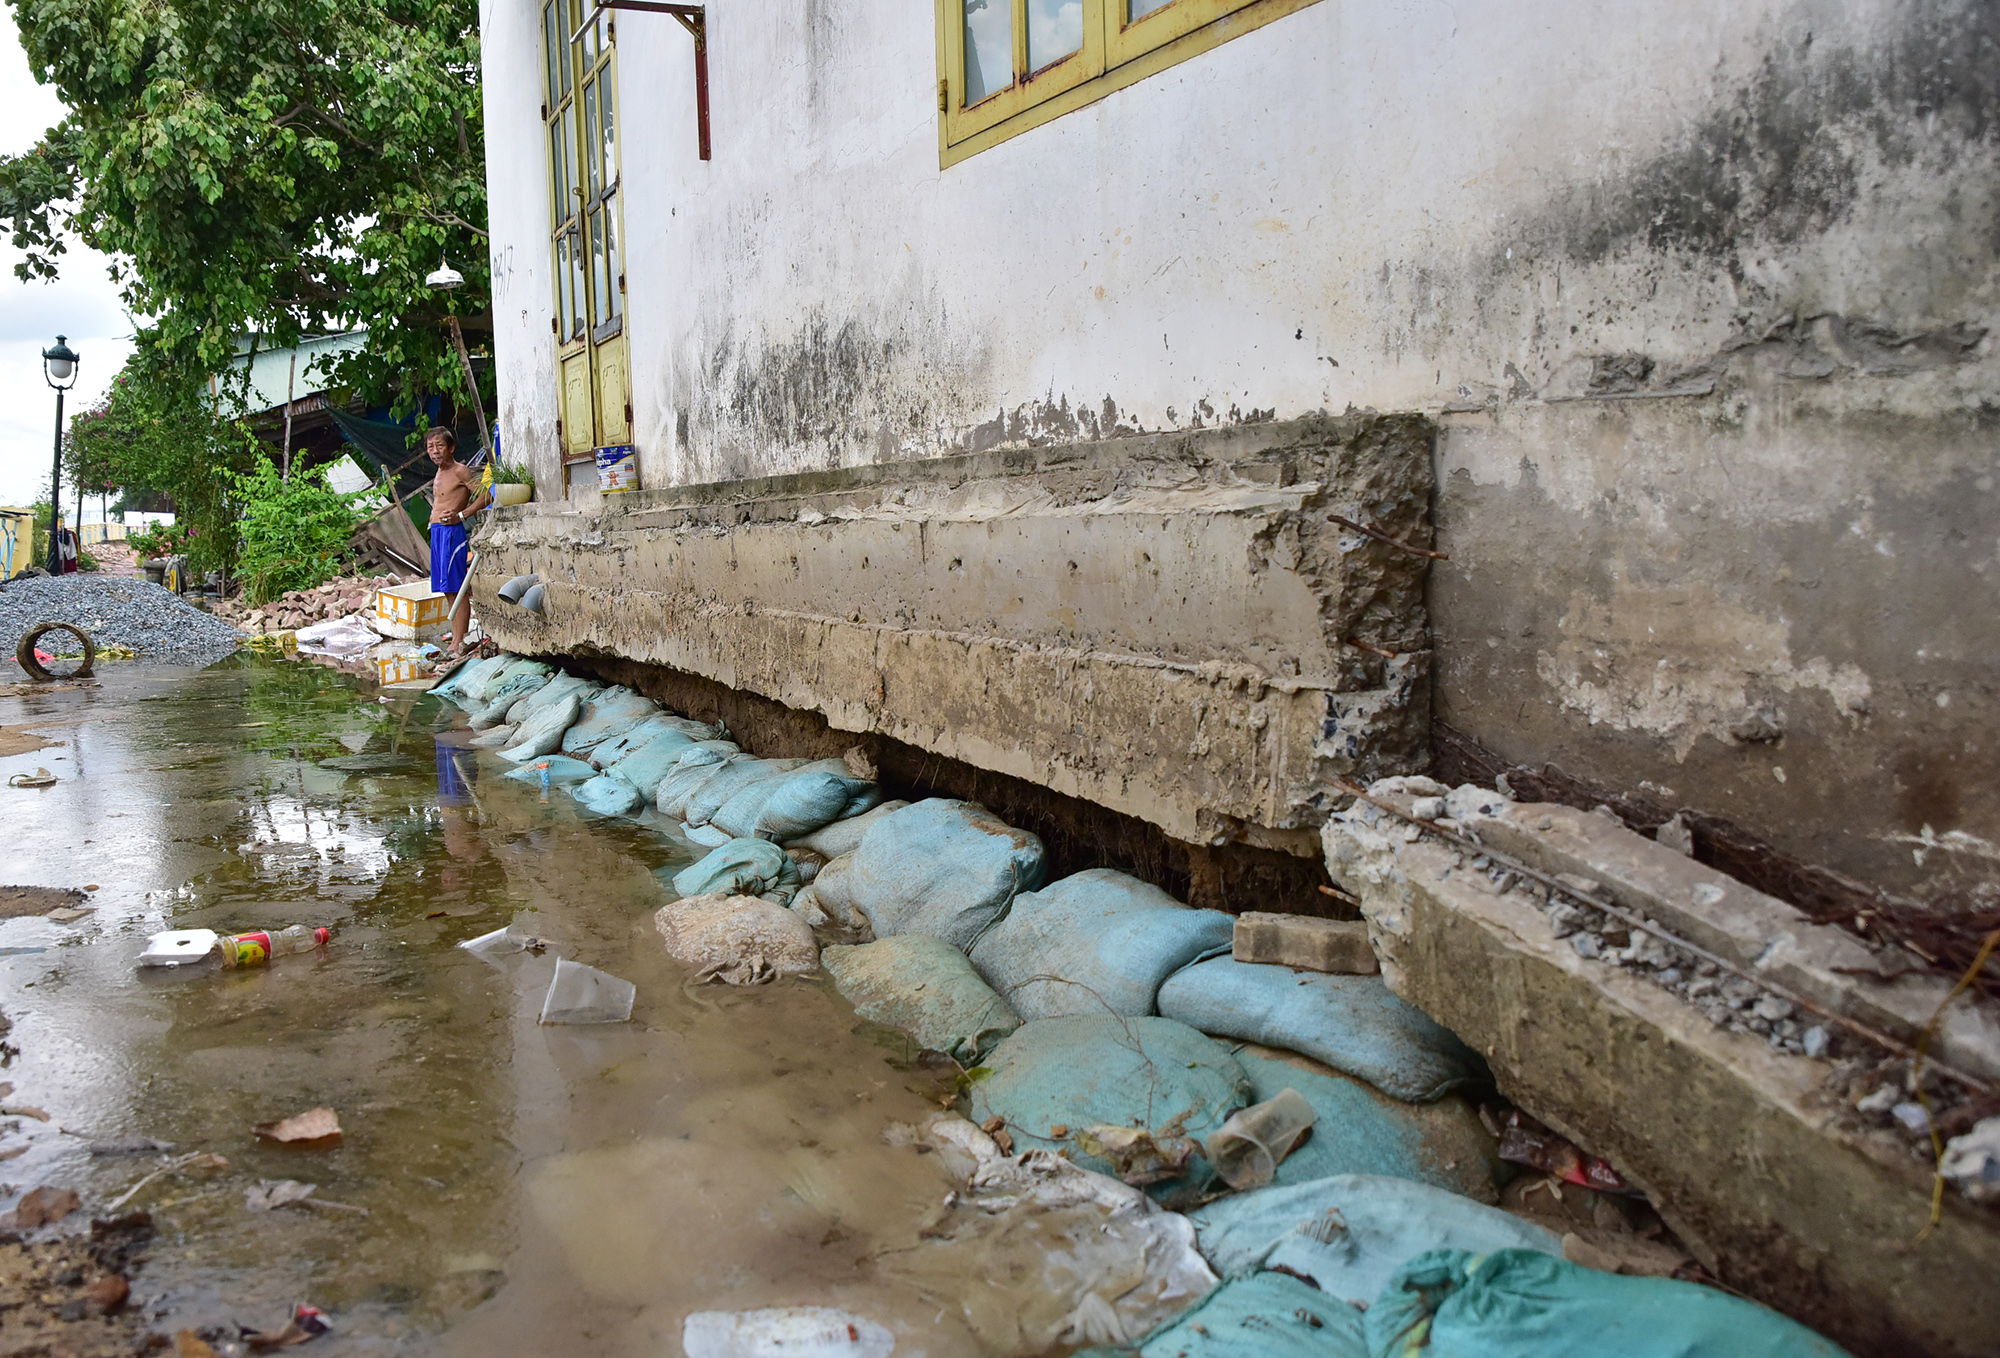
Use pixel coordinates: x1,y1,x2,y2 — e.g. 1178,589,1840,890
218,925,331,968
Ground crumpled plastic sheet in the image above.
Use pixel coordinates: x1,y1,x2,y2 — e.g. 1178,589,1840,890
293,614,381,660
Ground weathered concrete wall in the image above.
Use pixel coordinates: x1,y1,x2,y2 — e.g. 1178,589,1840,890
478,0,2000,902
476,416,1433,849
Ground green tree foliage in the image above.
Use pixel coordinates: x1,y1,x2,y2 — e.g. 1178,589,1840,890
231,450,368,605
0,0,488,414
66,362,256,577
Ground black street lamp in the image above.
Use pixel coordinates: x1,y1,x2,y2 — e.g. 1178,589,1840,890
40,335,79,573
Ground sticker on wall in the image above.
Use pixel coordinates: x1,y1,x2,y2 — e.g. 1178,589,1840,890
595,444,638,493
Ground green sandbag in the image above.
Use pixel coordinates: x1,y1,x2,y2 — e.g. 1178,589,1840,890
783,799,911,857
574,773,645,817
1115,1271,1366,1358
559,687,658,756
822,935,1020,1063
667,837,802,904
743,765,879,842
501,692,583,762
969,869,1234,1020
967,1016,1248,1198
652,745,749,814
469,671,549,728
589,715,691,770
507,672,601,724
1364,1249,1850,1357
502,754,599,784
681,758,808,829
815,798,1047,950
434,652,513,707
611,737,734,802
1191,1175,1560,1308
1157,959,1480,1104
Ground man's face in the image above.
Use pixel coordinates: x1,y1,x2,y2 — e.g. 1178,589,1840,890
426,433,453,466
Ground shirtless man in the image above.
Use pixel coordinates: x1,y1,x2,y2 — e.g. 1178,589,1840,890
427,428,491,657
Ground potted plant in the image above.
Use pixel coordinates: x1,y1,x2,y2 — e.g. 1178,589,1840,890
488,463,534,507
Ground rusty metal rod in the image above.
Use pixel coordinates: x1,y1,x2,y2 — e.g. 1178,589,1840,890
1329,778,1995,1096
1327,515,1449,560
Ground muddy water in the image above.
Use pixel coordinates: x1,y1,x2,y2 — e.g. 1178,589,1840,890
0,659,994,1356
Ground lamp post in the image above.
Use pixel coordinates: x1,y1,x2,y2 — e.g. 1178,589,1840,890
40,335,79,573
424,260,493,467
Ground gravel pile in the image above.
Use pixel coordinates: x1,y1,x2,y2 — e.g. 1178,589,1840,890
0,575,244,666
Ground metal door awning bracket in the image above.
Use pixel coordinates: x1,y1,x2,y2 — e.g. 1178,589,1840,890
580,1,710,161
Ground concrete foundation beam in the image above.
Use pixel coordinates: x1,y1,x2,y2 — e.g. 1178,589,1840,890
1324,790,2000,1358
476,415,1433,848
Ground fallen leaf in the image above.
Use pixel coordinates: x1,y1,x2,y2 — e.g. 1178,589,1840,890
245,1179,318,1212
425,910,448,919
181,1152,230,1170
4,1184,81,1227
84,884,100,890
177,1329,221,1358
85,1273,129,1311
254,1107,341,1144
0,1083,12,1100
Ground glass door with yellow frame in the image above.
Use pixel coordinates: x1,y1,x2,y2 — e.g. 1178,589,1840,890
543,0,631,495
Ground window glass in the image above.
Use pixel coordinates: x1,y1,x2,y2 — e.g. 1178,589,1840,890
1128,0,1177,17
566,228,588,340
548,119,570,222
583,83,601,199
601,211,621,319
543,3,563,104
559,103,577,217
598,78,617,189
554,231,575,341
1028,0,1083,71
961,0,1012,103
588,208,610,327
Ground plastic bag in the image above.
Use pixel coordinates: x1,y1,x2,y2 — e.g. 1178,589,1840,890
682,1308,894,1358
969,869,1234,1020
1365,1248,1849,1357
782,799,911,857
1158,959,1480,1104
654,893,819,984
503,754,599,784
501,692,584,762
573,773,645,817
540,958,636,1024
812,799,1046,951
559,687,658,756
822,935,1021,1063
294,614,380,659
968,1016,1248,1200
669,838,803,904
1192,1175,1560,1308
1204,1089,1316,1191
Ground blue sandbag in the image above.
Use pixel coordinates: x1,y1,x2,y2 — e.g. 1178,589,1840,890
470,671,549,727
969,869,1234,1020
1157,959,1480,1104
1364,1248,1850,1358
1118,1271,1366,1358
1192,1176,1560,1308
501,692,584,762
967,1016,1248,1195
574,774,645,817
681,758,807,828
654,749,752,817
508,672,601,724
560,687,658,756
1233,1052,1491,1197
817,799,1047,950
613,737,736,802
502,754,599,784
668,837,802,904
725,761,874,841
589,715,692,770
822,935,1021,1063
434,653,515,707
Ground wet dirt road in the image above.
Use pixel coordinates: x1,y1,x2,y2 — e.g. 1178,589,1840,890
0,658,989,1356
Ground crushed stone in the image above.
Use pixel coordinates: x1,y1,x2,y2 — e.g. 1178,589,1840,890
0,576,242,667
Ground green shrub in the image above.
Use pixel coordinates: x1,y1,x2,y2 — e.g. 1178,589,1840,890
232,451,369,605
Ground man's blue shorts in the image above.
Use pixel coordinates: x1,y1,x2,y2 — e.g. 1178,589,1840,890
431,522,469,597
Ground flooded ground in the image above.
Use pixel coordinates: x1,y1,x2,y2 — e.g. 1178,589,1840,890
0,657,996,1356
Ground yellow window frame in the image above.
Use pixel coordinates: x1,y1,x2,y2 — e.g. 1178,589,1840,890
937,0,1325,165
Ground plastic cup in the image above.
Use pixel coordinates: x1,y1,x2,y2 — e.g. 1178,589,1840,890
1205,1087,1317,1190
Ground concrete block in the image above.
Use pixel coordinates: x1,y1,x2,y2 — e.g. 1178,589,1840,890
1323,799,2000,1358
1232,911,1379,974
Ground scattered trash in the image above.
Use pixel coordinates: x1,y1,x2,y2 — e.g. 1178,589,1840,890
1074,1122,1202,1187
458,926,550,959
1157,957,1480,1104
254,1107,343,1146
241,1302,333,1350
682,1307,895,1358
8,767,57,788
822,934,1021,1064
1495,1110,1634,1194
141,928,220,967
967,868,1235,1020
2,1185,81,1229
539,957,637,1023
1191,1174,1562,1306
219,926,331,968
293,614,381,661
1366,1247,1848,1357
1940,1115,2000,1204
654,893,819,985
1204,1088,1317,1191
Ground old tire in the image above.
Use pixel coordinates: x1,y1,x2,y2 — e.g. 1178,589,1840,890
16,622,96,682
